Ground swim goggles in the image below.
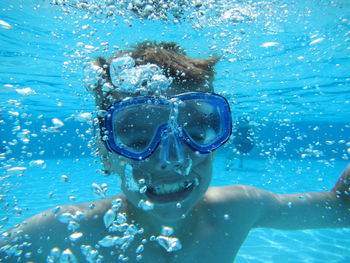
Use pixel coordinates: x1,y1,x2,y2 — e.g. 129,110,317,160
102,92,232,161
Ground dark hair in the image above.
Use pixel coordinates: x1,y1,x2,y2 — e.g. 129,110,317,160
92,41,220,108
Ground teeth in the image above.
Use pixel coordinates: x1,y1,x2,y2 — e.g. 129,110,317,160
184,181,192,189
151,180,195,195
194,178,199,186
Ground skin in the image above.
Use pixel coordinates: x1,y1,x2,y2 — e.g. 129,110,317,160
1,85,350,263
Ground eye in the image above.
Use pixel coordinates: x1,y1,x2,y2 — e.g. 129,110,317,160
129,139,149,150
141,79,148,87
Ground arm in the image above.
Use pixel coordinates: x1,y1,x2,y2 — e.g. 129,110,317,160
331,163,350,199
255,164,350,229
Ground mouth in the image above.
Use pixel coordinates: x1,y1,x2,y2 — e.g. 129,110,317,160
145,178,199,203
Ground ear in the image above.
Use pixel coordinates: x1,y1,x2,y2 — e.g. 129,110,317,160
97,137,113,174
96,136,127,176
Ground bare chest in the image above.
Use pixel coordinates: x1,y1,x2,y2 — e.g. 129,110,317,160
98,221,250,263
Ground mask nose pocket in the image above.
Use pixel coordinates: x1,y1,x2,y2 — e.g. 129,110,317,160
159,130,184,165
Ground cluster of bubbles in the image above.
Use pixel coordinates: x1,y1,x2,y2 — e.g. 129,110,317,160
51,0,257,26
0,98,94,223
91,182,109,198
45,198,181,262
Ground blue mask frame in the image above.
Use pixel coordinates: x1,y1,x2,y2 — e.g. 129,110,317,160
102,92,232,161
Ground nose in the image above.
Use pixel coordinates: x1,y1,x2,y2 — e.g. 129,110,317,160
158,130,184,169
151,131,192,175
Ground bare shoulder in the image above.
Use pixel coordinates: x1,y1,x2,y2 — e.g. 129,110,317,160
6,195,117,236
205,184,267,204
200,185,266,226
0,195,122,261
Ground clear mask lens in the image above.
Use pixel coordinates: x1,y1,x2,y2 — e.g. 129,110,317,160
178,99,222,146
112,104,170,153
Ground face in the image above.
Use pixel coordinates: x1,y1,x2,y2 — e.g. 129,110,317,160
100,84,216,222
93,44,226,222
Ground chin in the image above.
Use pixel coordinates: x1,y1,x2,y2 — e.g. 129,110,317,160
149,201,196,222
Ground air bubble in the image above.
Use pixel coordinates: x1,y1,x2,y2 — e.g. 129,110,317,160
29,160,45,167
139,185,147,194
161,226,174,236
59,248,77,263
138,179,145,185
111,198,123,212
61,175,69,182
113,223,129,232
75,112,92,122
260,42,280,48
325,140,334,145
103,209,116,228
0,19,12,29
52,118,64,128
136,244,144,253
111,204,121,212
116,213,127,224
69,232,83,242
67,221,80,232
309,37,324,45
125,224,138,235
52,206,61,214
138,199,154,211
74,211,87,221
120,235,135,251
57,212,75,224
6,167,27,176
118,254,129,262
156,236,182,253
16,87,36,96
50,247,61,260
91,183,108,198
98,235,119,247
80,245,101,263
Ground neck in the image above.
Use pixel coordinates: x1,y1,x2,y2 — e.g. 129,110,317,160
124,198,196,237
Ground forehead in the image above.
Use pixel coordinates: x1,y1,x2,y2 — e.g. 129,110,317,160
102,83,213,108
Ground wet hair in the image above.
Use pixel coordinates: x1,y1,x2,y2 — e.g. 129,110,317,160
93,41,220,108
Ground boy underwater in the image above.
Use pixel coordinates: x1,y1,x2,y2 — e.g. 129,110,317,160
1,41,349,263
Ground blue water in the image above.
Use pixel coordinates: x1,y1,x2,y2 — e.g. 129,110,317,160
1,0,350,262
